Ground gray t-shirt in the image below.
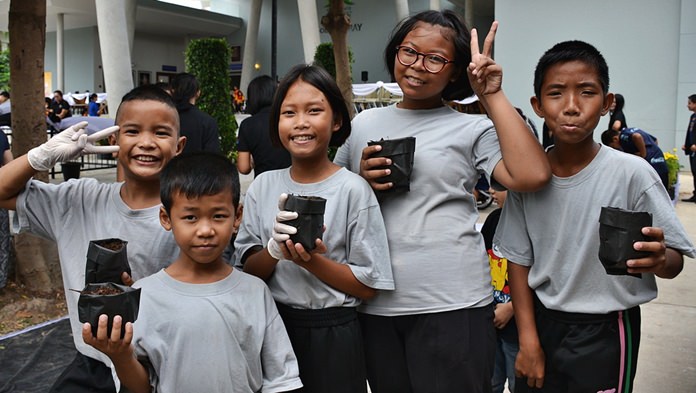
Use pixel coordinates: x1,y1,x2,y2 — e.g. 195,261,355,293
334,104,502,315
13,179,179,366
233,167,394,309
132,269,303,393
494,145,695,313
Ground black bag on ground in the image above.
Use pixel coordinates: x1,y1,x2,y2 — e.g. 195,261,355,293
367,137,416,193
77,282,141,338
284,194,326,252
598,206,652,277
85,238,130,285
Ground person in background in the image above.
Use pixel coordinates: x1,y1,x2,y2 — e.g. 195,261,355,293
681,94,696,202
233,86,245,113
608,93,627,131
87,93,102,117
480,187,518,393
236,75,291,178
601,127,669,192
0,91,11,127
49,90,72,125
0,129,12,289
170,72,221,155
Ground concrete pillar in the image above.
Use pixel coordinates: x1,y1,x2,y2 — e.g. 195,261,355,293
124,0,136,53
95,0,134,118
297,0,321,64
395,0,409,23
56,13,64,92
464,0,474,29
430,0,440,10
240,0,262,94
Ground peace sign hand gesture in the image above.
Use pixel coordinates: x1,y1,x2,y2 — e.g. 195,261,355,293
467,21,502,97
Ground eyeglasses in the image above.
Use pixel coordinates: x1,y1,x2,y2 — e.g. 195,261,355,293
395,46,454,74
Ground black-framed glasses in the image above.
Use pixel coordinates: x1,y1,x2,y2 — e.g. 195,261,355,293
395,46,454,74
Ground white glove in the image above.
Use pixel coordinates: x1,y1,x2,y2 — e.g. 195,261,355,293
267,193,299,260
27,121,120,171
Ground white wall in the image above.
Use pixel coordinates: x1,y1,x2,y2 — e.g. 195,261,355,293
496,0,688,153
676,0,696,148
46,27,101,94
131,32,187,83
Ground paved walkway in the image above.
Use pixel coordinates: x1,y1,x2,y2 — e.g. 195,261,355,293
54,168,696,392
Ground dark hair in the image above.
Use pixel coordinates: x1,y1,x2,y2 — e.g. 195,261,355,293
600,128,620,146
613,93,624,113
170,73,200,105
89,93,98,101
115,85,178,130
384,10,473,100
533,40,609,101
160,152,240,215
689,94,696,104
269,64,351,148
245,75,276,115
0,91,9,99
53,90,64,98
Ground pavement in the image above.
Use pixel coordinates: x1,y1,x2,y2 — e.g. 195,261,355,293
52,168,696,392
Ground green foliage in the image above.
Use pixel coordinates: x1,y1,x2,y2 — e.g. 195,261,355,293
313,42,353,79
185,38,237,160
0,48,9,92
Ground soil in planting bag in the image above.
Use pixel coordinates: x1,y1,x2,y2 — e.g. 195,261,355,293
85,238,130,285
78,282,141,338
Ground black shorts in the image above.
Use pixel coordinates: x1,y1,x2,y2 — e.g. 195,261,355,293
516,300,641,393
359,304,496,393
276,303,366,393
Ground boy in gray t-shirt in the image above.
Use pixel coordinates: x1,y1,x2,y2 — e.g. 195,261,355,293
495,41,695,393
84,153,302,393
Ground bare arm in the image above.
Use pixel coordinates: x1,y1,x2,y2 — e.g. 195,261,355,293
611,119,622,131
242,247,280,281
468,22,551,192
508,262,545,389
631,133,647,158
2,148,12,165
283,239,377,300
0,155,37,210
236,151,253,175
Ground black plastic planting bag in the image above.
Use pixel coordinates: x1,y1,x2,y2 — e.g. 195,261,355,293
85,238,130,285
367,137,416,193
598,207,652,277
284,194,326,252
78,282,141,338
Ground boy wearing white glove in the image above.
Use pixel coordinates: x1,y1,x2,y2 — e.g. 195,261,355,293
0,85,186,393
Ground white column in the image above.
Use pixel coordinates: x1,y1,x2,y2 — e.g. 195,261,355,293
95,0,134,118
56,13,64,92
240,0,262,94
395,0,409,23
297,0,320,64
430,0,440,10
464,0,474,29
124,0,136,53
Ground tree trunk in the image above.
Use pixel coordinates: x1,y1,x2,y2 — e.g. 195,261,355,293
9,0,63,292
321,1,354,117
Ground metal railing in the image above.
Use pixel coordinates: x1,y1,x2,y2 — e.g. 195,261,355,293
2,126,117,179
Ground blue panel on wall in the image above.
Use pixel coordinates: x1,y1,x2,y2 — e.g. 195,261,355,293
229,63,242,71
162,65,177,72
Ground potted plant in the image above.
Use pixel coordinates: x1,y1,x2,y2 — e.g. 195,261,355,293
664,149,680,203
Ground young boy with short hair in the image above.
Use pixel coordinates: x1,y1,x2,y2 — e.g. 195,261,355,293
494,41,695,393
0,85,186,392
84,152,302,393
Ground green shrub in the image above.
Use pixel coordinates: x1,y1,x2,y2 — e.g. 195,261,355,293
185,38,237,160
313,42,353,79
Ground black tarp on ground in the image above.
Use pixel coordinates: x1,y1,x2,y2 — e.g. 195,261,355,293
0,318,75,393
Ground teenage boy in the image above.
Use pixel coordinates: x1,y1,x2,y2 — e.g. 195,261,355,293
0,85,186,392
494,41,695,393
84,152,302,393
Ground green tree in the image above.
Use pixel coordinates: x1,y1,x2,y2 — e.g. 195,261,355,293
0,48,10,92
313,42,353,80
184,38,238,159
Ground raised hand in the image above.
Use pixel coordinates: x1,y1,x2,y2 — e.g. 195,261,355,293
27,122,120,171
82,314,134,362
467,21,502,96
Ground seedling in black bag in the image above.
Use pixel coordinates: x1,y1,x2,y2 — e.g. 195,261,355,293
367,136,416,193
76,282,141,338
85,238,131,285
284,194,326,252
598,206,652,277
